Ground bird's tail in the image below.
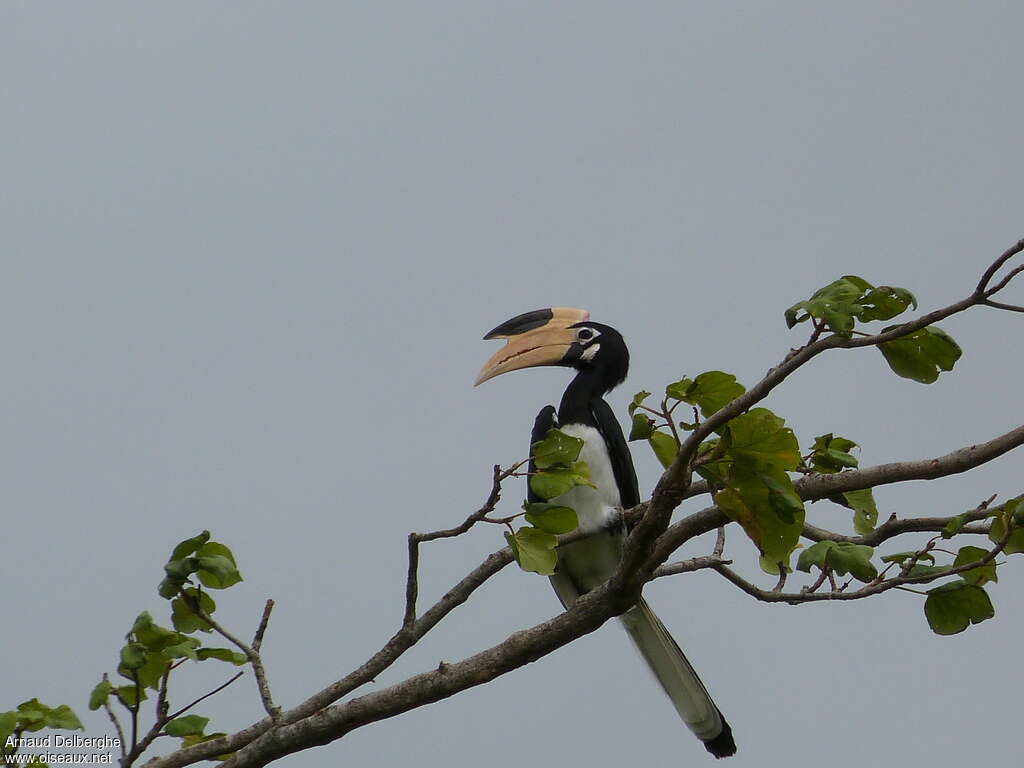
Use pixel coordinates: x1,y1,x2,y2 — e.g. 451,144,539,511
619,597,736,759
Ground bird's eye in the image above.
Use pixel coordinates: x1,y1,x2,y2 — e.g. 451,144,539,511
577,328,594,341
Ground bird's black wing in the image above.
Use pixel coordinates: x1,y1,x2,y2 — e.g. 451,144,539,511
527,405,558,504
590,397,640,509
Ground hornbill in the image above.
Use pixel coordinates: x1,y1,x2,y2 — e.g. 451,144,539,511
475,307,736,759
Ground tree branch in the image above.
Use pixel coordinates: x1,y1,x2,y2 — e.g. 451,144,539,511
405,462,523,627
795,424,1024,501
709,515,1012,605
181,594,279,721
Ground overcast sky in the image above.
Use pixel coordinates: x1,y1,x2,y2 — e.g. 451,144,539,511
4,3,1023,767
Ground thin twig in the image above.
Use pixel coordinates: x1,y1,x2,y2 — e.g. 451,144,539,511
126,669,175,764
653,555,730,578
405,461,523,626
101,686,127,760
710,517,1014,605
165,672,246,722
981,298,1024,313
975,238,1024,293
252,600,274,653
181,593,280,721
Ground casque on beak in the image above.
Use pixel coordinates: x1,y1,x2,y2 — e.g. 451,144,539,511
474,307,590,386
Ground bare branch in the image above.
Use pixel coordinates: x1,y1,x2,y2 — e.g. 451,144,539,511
181,593,280,721
977,238,1024,293
653,555,730,578
981,298,1024,313
405,462,523,626
801,507,993,547
101,681,127,760
253,600,274,654
795,424,1024,501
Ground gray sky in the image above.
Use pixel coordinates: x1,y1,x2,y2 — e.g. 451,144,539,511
4,3,1022,766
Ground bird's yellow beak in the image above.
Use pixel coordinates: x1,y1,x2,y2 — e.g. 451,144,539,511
474,307,590,386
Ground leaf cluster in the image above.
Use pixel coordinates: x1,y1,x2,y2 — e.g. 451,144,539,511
159,530,243,600
631,374,813,572
785,275,918,333
785,275,961,383
505,429,585,575
90,532,247,759
0,699,83,764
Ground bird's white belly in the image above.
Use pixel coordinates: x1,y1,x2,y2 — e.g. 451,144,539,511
550,423,624,595
552,424,621,531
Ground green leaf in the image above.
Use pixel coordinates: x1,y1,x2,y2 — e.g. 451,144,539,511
88,680,113,711
529,461,594,500
628,412,654,441
716,464,804,573
172,531,211,561
132,613,181,652
44,706,83,731
758,469,804,525
627,390,651,417
158,577,184,600
164,715,210,737
809,433,860,473
796,540,836,573
531,428,584,468
1012,496,1024,526
196,542,242,589
114,686,146,708
878,325,962,383
648,430,679,469
504,531,520,563
506,527,559,575
196,556,242,589
0,711,18,749
119,643,148,671
881,551,935,565
134,653,171,691
856,286,918,322
196,647,248,665
843,488,878,534
828,542,878,582
664,377,693,401
164,557,200,581
785,275,874,335
988,516,1024,555
523,503,579,534
722,408,801,470
942,513,971,538
670,371,746,417
693,439,727,485
162,640,201,661
171,589,216,634
924,580,994,635
16,699,47,731
797,541,877,582
954,546,997,586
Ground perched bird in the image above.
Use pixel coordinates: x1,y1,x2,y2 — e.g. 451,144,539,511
475,307,736,759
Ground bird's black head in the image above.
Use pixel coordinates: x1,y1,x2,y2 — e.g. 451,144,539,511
561,321,629,393
475,307,629,396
